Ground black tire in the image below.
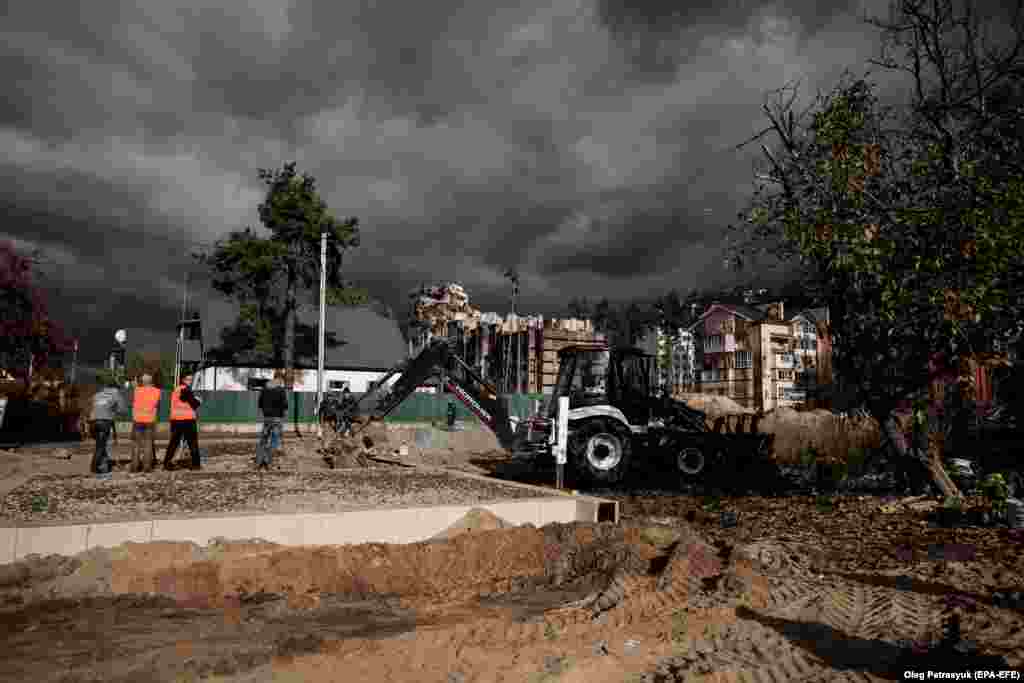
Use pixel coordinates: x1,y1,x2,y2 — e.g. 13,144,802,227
570,418,633,486
673,439,729,484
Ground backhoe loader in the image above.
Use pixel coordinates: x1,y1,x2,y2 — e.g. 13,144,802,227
337,338,772,487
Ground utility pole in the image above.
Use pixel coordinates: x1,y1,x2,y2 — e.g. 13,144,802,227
316,231,327,436
174,271,189,387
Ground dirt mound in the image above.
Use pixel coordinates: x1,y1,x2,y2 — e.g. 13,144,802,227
677,393,753,416
430,507,516,540
1,522,652,610
760,407,879,463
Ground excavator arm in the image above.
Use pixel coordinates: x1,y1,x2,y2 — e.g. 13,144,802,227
345,339,519,450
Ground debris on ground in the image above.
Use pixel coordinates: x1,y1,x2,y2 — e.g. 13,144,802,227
0,469,547,523
2,441,1023,682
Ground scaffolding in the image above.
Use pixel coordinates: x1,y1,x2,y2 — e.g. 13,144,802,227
409,282,605,394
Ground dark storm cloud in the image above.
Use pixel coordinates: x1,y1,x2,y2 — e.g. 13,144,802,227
0,0,905,360
594,0,868,84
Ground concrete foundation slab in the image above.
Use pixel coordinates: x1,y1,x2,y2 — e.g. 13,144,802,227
3,475,617,563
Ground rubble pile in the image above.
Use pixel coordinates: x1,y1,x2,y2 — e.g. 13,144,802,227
318,416,395,468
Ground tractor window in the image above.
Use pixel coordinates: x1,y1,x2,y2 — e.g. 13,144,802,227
578,351,609,395
619,355,651,398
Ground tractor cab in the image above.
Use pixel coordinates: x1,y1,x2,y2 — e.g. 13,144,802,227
547,344,657,427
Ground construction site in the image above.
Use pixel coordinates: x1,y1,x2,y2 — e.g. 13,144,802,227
0,281,1022,683
2,274,1023,681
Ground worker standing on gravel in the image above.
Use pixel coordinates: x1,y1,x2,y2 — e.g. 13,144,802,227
256,376,287,470
162,372,202,471
89,374,128,478
130,374,161,473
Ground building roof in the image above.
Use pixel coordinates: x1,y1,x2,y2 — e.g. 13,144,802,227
687,302,767,330
791,307,829,325
687,302,832,334
197,294,407,370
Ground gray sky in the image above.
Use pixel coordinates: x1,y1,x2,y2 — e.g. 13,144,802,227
2,0,903,361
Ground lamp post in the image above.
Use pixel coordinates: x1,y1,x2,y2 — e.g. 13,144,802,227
112,329,127,384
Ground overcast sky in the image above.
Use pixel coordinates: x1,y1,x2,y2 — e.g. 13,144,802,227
2,0,910,362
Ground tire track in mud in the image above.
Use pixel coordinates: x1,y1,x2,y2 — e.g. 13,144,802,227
445,539,941,683
263,532,1016,683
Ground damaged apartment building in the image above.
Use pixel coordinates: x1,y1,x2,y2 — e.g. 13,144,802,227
688,301,833,411
408,283,605,395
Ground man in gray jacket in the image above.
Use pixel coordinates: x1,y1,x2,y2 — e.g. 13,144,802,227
90,376,128,477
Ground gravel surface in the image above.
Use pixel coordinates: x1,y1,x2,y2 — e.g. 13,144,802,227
0,469,548,523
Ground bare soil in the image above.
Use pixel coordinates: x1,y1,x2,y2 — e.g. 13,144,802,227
1,442,1023,682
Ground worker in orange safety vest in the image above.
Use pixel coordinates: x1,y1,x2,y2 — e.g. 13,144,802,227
130,374,162,472
162,372,203,471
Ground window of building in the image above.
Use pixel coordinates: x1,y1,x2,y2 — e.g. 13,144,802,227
776,352,795,367
777,369,794,380
735,350,752,369
801,322,816,336
704,334,723,351
799,337,818,351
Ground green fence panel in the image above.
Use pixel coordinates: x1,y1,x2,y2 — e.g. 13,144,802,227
128,389,546,424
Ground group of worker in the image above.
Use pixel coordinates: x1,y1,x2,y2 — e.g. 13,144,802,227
87,369,291,478
88,371,204,477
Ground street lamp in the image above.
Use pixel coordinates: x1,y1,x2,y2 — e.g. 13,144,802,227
111,330,127,382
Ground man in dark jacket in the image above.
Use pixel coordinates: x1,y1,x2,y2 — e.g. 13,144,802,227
163,372,203,471
256,376,287,470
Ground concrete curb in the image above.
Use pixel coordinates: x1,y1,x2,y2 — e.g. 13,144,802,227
0,493,617,564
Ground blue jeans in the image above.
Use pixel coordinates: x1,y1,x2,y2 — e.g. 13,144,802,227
256,418,283,466
91,420,114,474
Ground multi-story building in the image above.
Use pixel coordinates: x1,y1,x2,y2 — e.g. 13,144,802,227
688,301,831,411
654,328,696,395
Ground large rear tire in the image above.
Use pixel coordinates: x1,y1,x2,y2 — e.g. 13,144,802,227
571,418,632,486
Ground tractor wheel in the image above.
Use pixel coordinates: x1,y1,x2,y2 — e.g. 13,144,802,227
674,442,728,484
571,418,632,486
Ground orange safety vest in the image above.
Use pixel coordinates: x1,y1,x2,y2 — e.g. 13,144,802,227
132,386,161,424
169,385,197,421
